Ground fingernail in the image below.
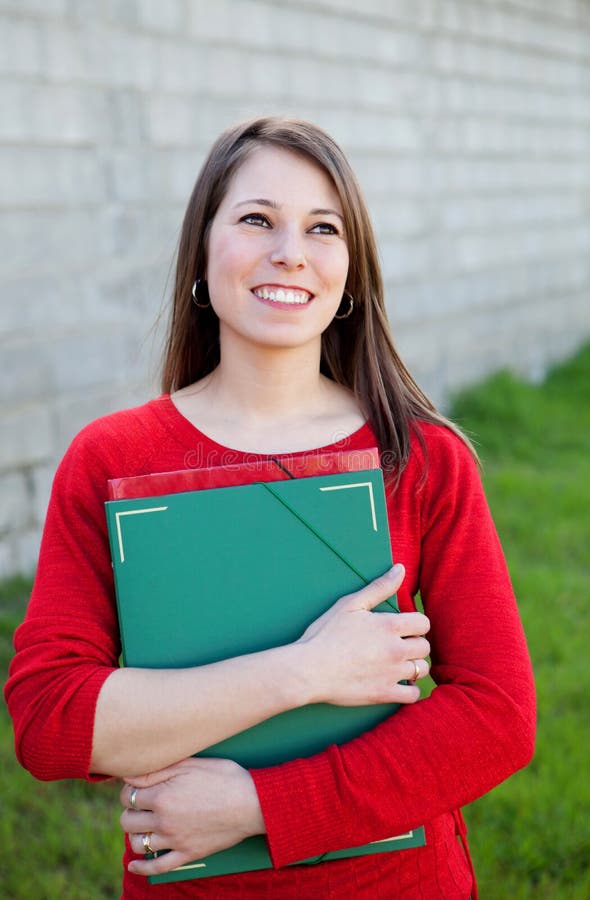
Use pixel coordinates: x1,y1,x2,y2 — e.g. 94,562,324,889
391,563,404,577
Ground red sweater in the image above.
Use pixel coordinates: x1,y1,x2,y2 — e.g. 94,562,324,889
5,396,535,899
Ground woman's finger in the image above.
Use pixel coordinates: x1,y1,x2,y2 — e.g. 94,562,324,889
120,782,157,812
388,682,422,704
400,636,431,660
120,808,155,835
128,829,167,857
393,612,431,638
121,783,142,810
340,564,405,612
405,658,430,683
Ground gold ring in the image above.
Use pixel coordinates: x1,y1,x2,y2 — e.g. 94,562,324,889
129,787,138,810
142,832,155,854
411,660,420,683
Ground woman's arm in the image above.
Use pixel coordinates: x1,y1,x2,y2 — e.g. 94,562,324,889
91,565,429,776
5,424,430,780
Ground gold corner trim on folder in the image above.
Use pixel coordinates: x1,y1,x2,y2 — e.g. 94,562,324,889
319,481,377,532
114,507,168,564
370,831,414,844
168,862,207,872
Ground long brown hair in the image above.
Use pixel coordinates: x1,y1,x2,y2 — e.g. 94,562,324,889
161,116,477,482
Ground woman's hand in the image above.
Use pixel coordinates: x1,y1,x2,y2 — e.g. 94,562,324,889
120,757,265,877
295,563,430,707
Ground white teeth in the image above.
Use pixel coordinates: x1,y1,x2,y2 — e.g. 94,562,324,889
254,287,311,305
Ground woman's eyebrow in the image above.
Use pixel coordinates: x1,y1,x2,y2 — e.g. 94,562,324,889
233,198,279,210
310,207,344,224
233,198,344,223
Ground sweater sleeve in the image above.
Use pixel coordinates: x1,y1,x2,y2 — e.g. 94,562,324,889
4,427,122,781
250,426,536,868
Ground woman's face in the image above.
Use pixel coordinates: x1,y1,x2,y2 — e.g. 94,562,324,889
205,145,349,354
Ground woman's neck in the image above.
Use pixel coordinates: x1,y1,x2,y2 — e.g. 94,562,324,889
206,343,328,425
171,339,365,454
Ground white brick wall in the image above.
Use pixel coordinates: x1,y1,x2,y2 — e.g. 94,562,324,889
1,0,590,575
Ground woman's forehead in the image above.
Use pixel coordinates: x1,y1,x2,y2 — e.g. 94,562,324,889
221,144,343,212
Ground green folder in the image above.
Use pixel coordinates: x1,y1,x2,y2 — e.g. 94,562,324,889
105,467,425,883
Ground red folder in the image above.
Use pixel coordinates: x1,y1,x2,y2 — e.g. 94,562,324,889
107,447,381,500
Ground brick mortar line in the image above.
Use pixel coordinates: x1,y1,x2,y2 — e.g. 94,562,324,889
383,253,590,285
3,51,589,94
271,0,590,32
377,219,590,239
0,382,151,422
387,285,590,305
0,203,183,214
3,0,590,34
2,79,590,116
0,317,161,342
2,135,589,155
3,10,590,69
2,103,590,135
372,186,590,199
393,284,590,326
388,281,590,308
37,376,150,407
350,149,590,162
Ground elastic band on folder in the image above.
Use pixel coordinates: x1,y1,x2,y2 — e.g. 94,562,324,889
259,481,396,611
269,458,296,479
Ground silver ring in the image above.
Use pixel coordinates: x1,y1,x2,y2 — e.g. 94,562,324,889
129,787,138,810
410,660,420,683
142,832,155,854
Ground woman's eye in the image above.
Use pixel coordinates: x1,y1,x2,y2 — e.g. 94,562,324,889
310,222,339,235
240,213,271,227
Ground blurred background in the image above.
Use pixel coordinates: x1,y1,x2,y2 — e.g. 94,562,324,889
1,2,589,897
1,0,589,576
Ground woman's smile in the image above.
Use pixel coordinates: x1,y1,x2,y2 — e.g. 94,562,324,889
251,284,314,308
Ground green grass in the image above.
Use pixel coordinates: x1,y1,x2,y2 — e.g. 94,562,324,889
1,344,589,898
452,345,590,898
0,578,122,899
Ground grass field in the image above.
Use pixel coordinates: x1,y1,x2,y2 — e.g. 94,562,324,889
1,344,589,898
454,346,590,899
0,575,122,898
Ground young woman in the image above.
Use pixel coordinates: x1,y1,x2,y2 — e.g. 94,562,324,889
5,117,535,899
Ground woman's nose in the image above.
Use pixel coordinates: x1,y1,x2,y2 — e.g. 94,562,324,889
270,227,306,269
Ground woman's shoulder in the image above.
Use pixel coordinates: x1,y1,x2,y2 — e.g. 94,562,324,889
74,395,165,438
59,396,171,476
406,418,480,484
411,418,474,452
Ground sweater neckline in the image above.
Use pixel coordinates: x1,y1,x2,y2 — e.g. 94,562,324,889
150,393,375,460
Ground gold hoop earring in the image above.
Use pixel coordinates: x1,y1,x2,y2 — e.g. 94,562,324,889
334,291,354,319
191,278,211,309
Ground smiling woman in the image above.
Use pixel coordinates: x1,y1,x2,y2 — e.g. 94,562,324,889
172,144,356,453
4,117,535,900
206,146,349,347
